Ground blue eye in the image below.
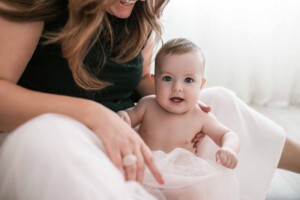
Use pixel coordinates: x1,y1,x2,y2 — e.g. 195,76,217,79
184,77,194,83
162,76,172,81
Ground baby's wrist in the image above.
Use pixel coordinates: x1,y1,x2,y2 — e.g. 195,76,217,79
221,147,238,156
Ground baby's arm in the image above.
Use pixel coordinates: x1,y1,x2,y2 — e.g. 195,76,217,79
117,110,132,126
117,96,152,128
201,112,240,169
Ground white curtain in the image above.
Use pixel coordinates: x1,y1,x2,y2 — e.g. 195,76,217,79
160,0,300,106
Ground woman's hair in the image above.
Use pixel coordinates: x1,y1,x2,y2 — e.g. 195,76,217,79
0,0,169,90
155,38,205,73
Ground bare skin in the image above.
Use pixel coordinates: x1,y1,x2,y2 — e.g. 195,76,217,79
278,138,300,173
118,51,240,169
119,95,240,169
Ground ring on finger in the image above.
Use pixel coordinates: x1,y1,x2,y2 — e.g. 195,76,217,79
122,153,137,167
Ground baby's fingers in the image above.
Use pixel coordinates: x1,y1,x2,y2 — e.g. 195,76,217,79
228,156,238,169
217,151,238,169
216,151,226,163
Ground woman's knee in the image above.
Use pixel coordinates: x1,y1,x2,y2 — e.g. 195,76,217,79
202,86,236,98
1,113,92,159
200,87,237,106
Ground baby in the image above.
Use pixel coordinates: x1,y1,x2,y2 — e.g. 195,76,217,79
118,38,240,200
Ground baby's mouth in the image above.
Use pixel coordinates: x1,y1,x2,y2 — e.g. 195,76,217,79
170,97,184,103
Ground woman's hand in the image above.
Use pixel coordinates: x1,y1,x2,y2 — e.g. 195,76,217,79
197,101,211,113
88,105,164,184
191,101,211,153
191,131,206,153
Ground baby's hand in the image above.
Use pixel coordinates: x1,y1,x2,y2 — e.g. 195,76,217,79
117,110,131,126
216,147,238,169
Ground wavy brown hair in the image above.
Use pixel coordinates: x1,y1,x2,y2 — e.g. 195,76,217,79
0,0,169,90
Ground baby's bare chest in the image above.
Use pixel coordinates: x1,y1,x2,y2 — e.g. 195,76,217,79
140,112,203,144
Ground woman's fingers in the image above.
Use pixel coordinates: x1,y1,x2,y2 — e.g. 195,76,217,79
197,101,211,113
192,132,206,153
122,145,146,182
124,162,137,181
107,139,148,183
191,132,206,143
191,132,206,152
105,146,125,176
95,113,161,183
134,148,145,183
141,144,164,184
104,135,163,184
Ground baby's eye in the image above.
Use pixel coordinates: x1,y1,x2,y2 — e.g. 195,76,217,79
162,76,172,82
184,77,194,83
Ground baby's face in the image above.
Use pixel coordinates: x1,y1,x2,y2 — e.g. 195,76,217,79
155,51,205,114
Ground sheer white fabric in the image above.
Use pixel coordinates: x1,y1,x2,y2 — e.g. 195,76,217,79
143,148,239,200
0,88,286,200
160,0,300,106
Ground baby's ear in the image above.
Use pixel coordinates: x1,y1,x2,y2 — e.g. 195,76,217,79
200,78,206,89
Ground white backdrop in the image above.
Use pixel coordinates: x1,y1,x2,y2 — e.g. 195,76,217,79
159,0,300,106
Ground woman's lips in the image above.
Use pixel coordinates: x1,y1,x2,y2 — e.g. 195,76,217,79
120,0,136,6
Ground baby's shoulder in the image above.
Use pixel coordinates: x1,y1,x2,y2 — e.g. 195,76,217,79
136,95,155,108
137,95,156,106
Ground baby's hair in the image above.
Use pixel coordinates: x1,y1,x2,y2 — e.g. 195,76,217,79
155,38,205,73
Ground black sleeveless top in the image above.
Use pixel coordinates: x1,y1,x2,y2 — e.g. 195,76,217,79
18,10,143,112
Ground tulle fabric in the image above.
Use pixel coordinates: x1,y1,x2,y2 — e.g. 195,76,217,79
143,148,239,200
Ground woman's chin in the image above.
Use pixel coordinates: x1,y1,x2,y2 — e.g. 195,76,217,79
108,1,135,19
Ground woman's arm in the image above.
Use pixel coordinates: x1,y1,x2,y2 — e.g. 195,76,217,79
136,33,155,97
0,16,117,130
0,15,45,130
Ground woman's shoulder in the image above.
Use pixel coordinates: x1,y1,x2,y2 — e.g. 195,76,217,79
0,2,11,9
0,0,68,23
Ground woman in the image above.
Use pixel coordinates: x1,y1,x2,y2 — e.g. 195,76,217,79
0,0,299,199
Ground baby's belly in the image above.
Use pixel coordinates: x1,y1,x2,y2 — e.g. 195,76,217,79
143,136,195,154
176,142,195,153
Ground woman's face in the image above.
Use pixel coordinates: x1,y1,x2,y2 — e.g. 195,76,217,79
107,0,141,19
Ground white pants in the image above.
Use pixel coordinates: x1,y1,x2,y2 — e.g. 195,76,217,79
0,114,155,200
199,87,285,200
0,87,286,200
